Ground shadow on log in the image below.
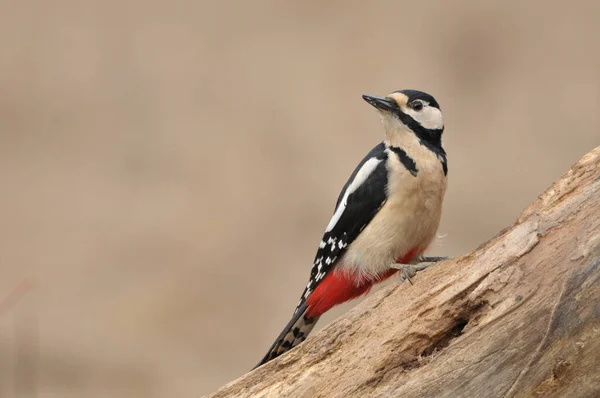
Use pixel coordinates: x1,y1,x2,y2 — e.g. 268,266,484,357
206,147,600,398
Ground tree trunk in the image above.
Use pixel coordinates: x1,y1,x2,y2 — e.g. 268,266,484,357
206,147,600,398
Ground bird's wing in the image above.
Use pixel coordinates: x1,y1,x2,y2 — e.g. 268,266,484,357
295,142,389,311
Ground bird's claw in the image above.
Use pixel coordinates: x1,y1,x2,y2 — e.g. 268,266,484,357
419,256,450,263
391,256,451,285
392,263,429,285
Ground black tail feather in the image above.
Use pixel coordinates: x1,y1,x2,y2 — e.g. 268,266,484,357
254,302,320,369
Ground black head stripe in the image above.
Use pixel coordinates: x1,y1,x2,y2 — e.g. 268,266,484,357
395,107,444,145
388,90,447,174
389,89,444,147
395,89,441,109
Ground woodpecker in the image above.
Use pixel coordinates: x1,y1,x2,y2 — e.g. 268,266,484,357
256,89,448,368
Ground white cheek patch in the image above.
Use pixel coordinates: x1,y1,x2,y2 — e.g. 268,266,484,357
325,157,382,232
405,106,444,130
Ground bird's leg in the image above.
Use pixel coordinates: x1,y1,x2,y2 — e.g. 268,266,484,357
391,256,450,285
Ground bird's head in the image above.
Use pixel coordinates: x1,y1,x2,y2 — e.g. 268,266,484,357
362,90,444,147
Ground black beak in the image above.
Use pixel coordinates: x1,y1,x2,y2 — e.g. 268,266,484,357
362,94,398,112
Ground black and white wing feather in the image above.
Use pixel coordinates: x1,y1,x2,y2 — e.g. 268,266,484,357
256,142,391,368
295,142,390,311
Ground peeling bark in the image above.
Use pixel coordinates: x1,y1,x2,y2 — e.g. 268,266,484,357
206,147,600,398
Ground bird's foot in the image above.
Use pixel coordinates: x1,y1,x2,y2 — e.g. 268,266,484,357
391,256,450,285
419,256,450,263
392,263,432,285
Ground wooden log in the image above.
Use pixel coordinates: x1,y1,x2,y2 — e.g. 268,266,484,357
206,146,600,398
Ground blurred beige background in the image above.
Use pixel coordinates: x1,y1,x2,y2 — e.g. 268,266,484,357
0,0,598,397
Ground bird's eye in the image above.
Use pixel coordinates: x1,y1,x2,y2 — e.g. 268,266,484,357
411,101,424,111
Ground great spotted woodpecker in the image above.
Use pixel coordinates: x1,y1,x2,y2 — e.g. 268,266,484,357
256,89,448,367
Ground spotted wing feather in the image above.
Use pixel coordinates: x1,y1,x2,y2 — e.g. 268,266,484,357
295,142,389,311
255,142,391,368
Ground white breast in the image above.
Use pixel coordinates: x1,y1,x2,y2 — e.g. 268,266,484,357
340,134,447,281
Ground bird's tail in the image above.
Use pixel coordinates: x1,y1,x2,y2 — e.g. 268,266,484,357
255,302,320,369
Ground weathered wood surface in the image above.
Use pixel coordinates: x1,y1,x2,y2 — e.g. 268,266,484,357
206,147,600,398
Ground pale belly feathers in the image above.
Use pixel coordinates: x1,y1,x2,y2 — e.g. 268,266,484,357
340,139,447,280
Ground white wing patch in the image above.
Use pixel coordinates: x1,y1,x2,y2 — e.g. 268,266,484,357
325,157,382,232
